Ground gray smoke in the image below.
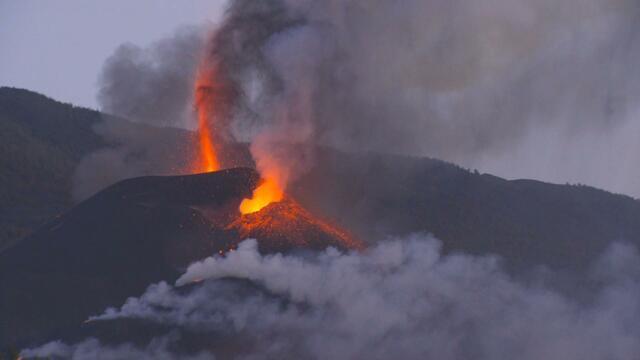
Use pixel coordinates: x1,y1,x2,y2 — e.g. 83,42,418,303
98,26,204,128
21,334,212,360
72,27,205,200
195,0,640,196
80,0,640,197
26,235,640,359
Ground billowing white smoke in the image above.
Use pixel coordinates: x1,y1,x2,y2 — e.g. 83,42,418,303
20,334,211,360
25,235,640,359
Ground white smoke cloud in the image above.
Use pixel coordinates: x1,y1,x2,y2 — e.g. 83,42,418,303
21,334,213,360
28,235,640,359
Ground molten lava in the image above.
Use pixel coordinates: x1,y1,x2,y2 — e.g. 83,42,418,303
228,197,364,253
189,51,345,245
239,177,283,214
193,66,222,173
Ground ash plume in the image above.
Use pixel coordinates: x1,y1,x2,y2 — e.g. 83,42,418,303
26,235,640,359
195,0,640,196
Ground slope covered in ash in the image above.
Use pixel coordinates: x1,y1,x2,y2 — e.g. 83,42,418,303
0,167,365,349
0,168,258,348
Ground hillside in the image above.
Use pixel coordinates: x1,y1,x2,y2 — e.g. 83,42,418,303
0,87,106,248
293,150,640,274
0,87,197,250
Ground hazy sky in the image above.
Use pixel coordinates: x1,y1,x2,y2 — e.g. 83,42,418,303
0,0,226,108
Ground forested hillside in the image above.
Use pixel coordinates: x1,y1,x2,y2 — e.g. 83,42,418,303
0,87,106,249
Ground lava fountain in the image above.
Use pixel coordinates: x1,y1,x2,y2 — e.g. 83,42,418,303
193,64,222,173
189,63,360,250
192,61,286,214
191,56,286,213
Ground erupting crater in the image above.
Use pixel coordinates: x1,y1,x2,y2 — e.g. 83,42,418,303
226,196,364,253
189,43,359,254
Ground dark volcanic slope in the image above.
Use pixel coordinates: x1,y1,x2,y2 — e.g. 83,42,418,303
0,168,259,348
292,150,640,273
0,87,201,251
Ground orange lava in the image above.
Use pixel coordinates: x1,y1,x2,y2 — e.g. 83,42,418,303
193,66,221,173
229,197,365,252
239,177,283,214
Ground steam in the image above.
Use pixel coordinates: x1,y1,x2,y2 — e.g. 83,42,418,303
20,334,212,360
27,235,640,359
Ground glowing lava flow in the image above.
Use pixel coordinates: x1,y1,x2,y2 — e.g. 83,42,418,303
239,176,283,214
192,56,284,212
193,67,221,173
192,63,285,214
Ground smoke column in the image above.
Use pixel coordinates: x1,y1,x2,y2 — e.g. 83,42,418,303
190,0,640,197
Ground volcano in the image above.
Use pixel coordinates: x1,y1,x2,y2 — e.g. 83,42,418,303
227,197,364,253
0,167,360,348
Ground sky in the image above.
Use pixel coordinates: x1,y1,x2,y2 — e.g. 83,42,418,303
0,0,226,109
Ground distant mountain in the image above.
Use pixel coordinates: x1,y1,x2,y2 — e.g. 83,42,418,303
0,87,196,250
293,149,640,274
0,87,106,249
